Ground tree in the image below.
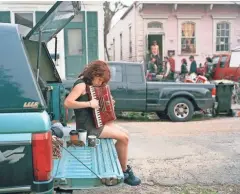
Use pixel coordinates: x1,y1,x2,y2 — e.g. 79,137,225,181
103,1,128,60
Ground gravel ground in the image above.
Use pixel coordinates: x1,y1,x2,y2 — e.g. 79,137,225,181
70,117,240,194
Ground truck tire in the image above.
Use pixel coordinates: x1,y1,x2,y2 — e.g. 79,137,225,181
167,97,194,122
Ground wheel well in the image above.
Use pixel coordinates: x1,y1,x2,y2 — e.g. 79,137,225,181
165,95,199,111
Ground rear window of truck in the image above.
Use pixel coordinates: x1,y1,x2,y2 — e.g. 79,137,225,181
109,64,123,82
126,65,144,83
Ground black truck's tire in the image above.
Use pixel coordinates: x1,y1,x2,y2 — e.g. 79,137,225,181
167,97,194,122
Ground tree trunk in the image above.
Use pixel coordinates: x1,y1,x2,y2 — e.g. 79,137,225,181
104,33,110,60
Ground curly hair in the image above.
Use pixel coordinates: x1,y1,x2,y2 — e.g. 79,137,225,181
78,60,111,85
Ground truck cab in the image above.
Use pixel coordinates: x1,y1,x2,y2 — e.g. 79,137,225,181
211,47,240,82
0,2,123,194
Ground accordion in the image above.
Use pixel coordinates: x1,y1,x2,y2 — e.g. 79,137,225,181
86,85,116,128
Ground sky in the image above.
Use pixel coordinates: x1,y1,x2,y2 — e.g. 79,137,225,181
111,1,133,28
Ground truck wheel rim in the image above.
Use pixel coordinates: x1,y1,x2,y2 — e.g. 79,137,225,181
174,103,189,119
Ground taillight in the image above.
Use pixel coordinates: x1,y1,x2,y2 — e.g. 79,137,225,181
212,88,216,97
32,131,52,181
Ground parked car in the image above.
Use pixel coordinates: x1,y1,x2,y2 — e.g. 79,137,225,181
63,62,217,122
0,2,123,194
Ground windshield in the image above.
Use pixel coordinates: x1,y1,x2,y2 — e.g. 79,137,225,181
212,56,220,65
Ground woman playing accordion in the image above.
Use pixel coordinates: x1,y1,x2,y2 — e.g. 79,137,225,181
64,60,141,186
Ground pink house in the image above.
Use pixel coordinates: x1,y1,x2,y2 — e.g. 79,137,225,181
107,1,240,71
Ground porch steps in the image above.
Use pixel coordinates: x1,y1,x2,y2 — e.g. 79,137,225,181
52,138,124,190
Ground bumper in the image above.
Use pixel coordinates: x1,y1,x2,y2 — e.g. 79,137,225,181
32,178,54,194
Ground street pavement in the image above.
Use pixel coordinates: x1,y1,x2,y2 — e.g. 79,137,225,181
73,117,240,194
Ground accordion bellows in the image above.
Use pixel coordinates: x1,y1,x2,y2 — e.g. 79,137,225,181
86,85,116,128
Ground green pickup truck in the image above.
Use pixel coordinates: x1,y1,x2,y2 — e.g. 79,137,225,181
64,62,216,122
0,2,123,194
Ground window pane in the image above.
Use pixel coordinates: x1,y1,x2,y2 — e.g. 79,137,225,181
216,38,220,44
226,45,229,51
220,56,227,67
212,56,220,64
181,22,196,54
126,65,143,83
182,22,195,38
216,45,220,51
225,38,229,44
14,13,33,28
226,30,229,36
221,30,225,36
226,23,229,29
221,45,224,51
109,65,122,82
217,30,220,36
67,29,82,56
148,21,162,28
217,24,221,29
220,38,225,44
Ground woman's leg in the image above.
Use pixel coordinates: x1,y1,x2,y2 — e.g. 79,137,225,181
99,122,141,186
99,123,129,171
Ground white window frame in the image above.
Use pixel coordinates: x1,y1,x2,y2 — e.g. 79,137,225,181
177,16,201,56
212,17,235,53
11,11,36,27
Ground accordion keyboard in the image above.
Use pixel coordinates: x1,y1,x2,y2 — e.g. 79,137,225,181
89,86,103,127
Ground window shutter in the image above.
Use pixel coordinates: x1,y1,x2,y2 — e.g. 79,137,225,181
35,11,46,23
0,11,11,23
87,12,98,62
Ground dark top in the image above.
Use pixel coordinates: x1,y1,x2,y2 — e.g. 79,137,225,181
73,79,103,133
181,63,188,74
190,60,197,74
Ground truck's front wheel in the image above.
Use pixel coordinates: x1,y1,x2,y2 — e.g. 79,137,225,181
167,97,194,122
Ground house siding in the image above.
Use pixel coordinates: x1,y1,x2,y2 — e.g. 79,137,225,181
107,6,136,61
107,2,240,71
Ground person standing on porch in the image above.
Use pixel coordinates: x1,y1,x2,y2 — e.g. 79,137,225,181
189,55,197,75
151,40,159,56
150,40,161,69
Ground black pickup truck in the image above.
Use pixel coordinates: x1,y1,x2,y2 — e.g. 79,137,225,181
63,61,216,122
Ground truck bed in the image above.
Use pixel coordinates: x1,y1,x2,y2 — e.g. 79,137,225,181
53,137,124,190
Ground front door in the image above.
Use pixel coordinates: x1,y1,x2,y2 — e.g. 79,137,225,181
64,14,86,79
148,34,163,60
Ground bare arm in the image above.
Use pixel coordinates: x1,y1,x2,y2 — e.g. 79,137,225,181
64,83,91,109
164,62,170,77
